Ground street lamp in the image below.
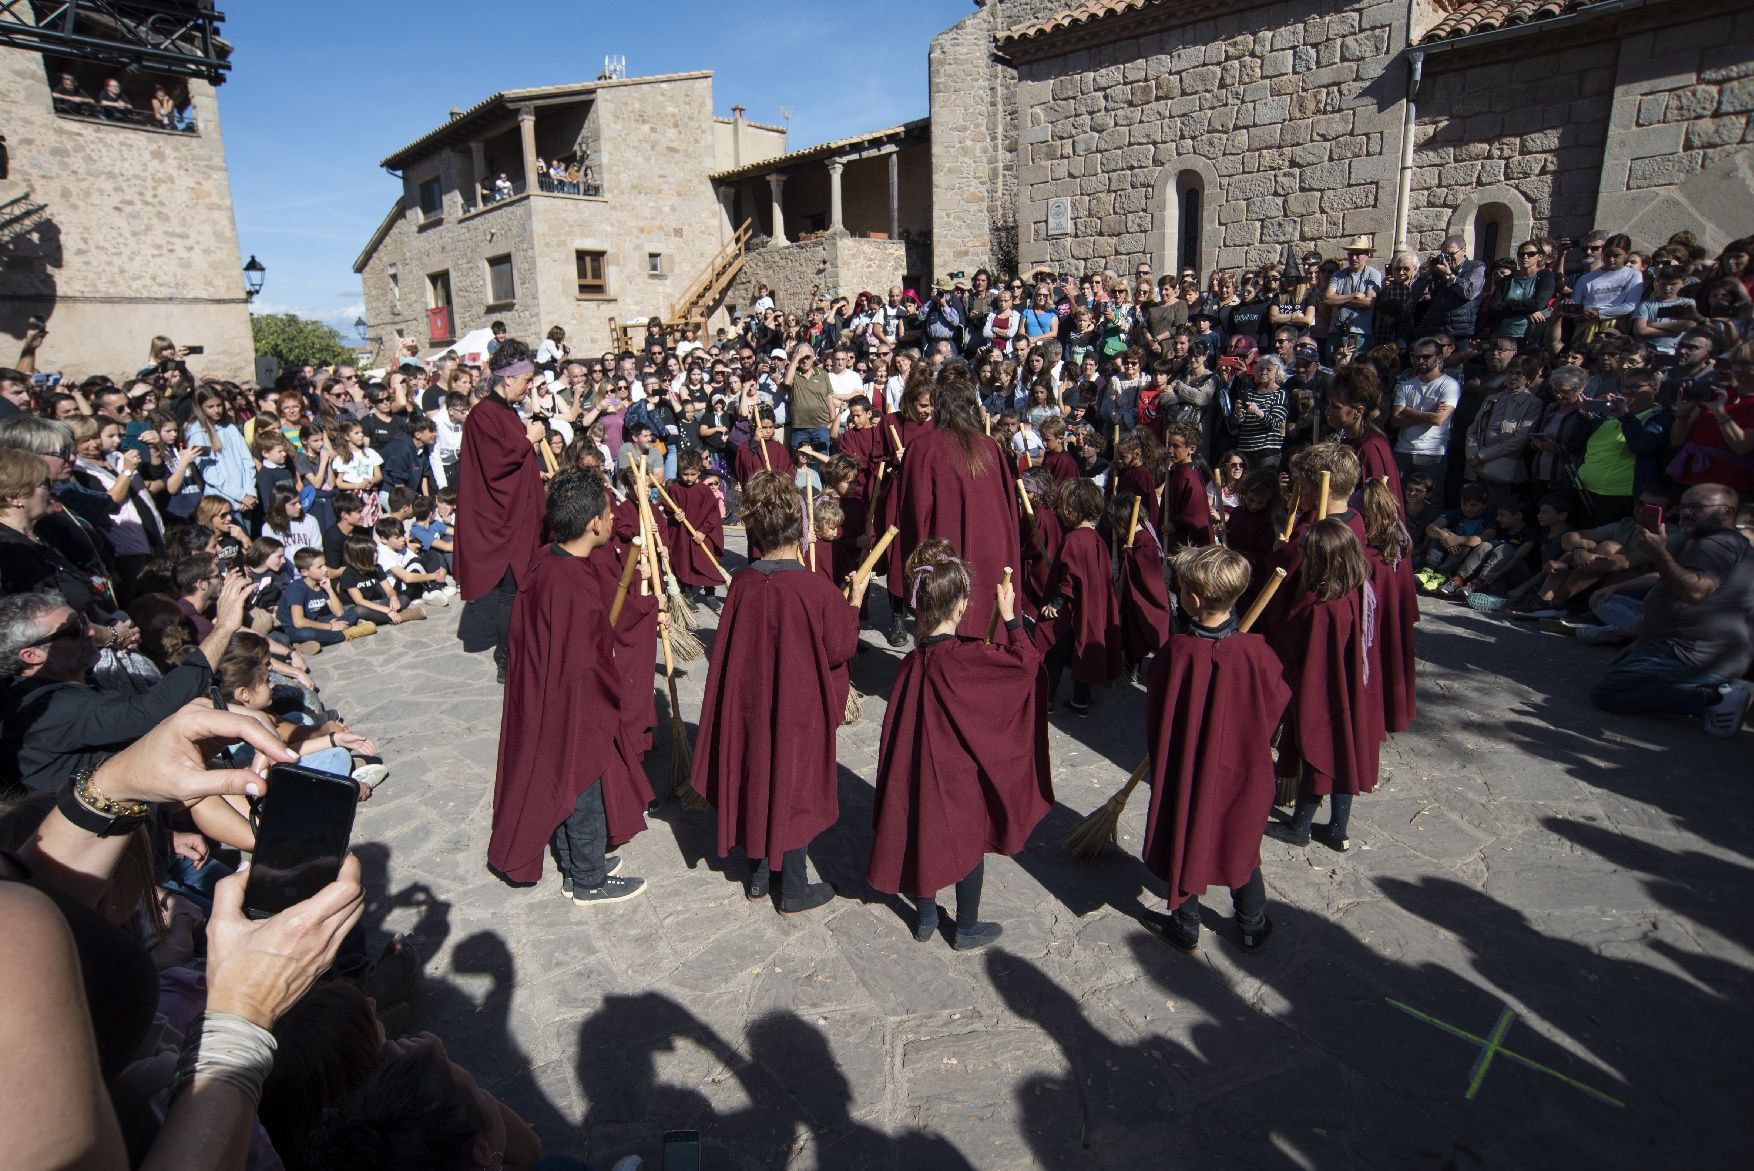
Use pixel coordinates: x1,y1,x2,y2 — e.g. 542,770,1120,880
354,316,368,341
243,255,266,301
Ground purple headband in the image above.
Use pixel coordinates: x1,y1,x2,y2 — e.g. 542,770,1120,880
495,359,534,380
908,557,970,611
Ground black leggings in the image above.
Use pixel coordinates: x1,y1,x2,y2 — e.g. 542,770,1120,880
1044,633,1092,706
917,859,985,929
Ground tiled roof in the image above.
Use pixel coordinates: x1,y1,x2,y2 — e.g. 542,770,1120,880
1418,0,1605,43
998,0,1159,48
708,118,929,183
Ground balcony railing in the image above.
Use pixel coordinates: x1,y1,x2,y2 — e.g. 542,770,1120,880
51,95,198,133
461,175,606,216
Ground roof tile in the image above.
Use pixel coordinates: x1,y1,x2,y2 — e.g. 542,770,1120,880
1418,0,1604,44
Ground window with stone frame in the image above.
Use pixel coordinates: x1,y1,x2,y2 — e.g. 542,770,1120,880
43,57,197,133
418,177,443,220
486,254,516,305
576,250,608,297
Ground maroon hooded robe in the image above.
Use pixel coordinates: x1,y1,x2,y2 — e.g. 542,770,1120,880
896,426,1022,639
733,436,794,488
1267,586,1382,797
1162,463,1214,549
867,624,1053,897
1116,463,1156,507
1141,626,1291,907
1370,544,1419,734
837,423,885,504
1037,524,1122,685
878,413,934,586
1352,429,1402,499
691,561,859,867
488,542,650,884
662,479,725,588
1118,520,1172,662
1041,449,1080,485
454,393,544,599
1020,505,1064,620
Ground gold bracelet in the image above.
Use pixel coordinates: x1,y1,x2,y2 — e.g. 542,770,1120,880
73,766,150,820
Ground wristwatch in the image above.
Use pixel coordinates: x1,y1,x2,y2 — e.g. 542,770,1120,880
56,763,151,837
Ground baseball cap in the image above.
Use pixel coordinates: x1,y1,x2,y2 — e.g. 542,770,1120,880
1293,340,1320,361
769,348,788,360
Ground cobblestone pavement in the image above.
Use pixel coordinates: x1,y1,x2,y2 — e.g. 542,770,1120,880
316,532,1752,1170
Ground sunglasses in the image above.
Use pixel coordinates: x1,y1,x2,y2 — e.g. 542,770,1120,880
1518,251,1540,258
27,614,89,647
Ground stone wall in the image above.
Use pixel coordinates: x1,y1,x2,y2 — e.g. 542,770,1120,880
1012,0,1408,279
0,46,254,379
728,236,906,317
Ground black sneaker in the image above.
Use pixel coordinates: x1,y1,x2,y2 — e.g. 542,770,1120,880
572,874,645,905
887,614,908,648
1265,821,1312,848
778,881,835,915
952,921,1004,951
1238,916,1274,954
746,866,771,902
1313,825,1351,853
1155,917,1200,954
913,915,939,943
558,855,622,900
1065,699,1091,717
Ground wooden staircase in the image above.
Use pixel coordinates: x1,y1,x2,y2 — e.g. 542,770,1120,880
608,218,751,353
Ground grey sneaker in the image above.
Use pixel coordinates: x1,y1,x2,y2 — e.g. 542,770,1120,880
572,874,645,905
1702,682,1751,739
1576,624,1632,646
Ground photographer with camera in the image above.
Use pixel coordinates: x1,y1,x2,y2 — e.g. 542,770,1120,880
1668,339,1754,495
919,277,966,353
1412,236,1486,344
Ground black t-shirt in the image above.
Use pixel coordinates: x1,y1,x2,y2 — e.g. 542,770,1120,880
674,417,706,454
338,564,389,605
1227,298,1272,346
321,523,354,571
361,413,400,451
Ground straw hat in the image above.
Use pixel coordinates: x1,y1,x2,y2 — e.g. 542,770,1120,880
1343,235,1375,253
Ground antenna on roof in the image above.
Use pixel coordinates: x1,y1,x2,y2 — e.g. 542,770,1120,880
601,54,626,81
778,105,793,129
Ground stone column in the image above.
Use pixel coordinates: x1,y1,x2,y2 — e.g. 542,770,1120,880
827,159,847,237
470,141,487,205
768,173,787,244
887,150,900,241
517,107,538,195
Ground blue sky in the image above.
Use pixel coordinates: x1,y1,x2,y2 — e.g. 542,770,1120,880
222,1,971,333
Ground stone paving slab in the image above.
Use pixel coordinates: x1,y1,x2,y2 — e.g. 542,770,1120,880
317,535,1754,1169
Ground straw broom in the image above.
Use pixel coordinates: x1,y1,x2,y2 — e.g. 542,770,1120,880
650,478,733,586
1062,566,1287,859
984,567,1015,643
661,621,710,810
642,471,701,648
534,436,559,475
847,525,899,602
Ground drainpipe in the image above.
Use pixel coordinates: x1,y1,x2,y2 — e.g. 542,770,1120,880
1393,45,1425,254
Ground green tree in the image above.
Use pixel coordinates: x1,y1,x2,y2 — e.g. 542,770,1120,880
250,313,351,370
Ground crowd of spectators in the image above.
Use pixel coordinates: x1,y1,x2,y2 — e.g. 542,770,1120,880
50,69,197,132
1,218,1747,1170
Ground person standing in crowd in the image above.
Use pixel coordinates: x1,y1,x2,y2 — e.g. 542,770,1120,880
1391,337,1462,496
453,339,546,682
1325,237,1383,357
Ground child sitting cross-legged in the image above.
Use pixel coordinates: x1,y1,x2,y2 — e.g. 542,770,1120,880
1421,482,1496,583
339,531,425,627
375,517,455,605
1435,495,1539,601
278,547,374,652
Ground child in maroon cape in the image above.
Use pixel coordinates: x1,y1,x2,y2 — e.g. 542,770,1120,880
832,394,885,507
733,411,793,489
1142,546,1291,954
661,450,725,606
878,383,936,645
1264,519,1382,853
1018,468,1064,622
1106,491,1171,682
489,469,652,904
1161,422,1214,549
868,541,1051,951
1112,432,1159,508
1038,418,1080,484
1324,364,1403,501
690,472,870,915
610,467,662,761
1038,478,1122,714
808,491,844,589
819,456,868,617
1359,477,1419,734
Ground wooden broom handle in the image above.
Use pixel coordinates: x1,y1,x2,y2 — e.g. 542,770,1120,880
806,477,817,573
1017,481,1035,517
1315,470,1332,522
651,477,733,584
608,536,641,626
759,437,773,472
1124,495,1142,549
534,437,559,475
1239,566,1287,633
985,566,1014,643
848,525,899,599
1278,489,1301,543
888,423,904,460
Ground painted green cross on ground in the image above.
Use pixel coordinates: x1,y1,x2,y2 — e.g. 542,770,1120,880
1385,998,1626,1108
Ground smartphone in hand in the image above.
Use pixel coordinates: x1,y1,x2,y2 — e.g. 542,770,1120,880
243,763,359,919
1637,503,1664,534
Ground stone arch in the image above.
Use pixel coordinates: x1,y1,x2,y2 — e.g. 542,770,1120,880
1445,185,1534,262
1151,155,1220,280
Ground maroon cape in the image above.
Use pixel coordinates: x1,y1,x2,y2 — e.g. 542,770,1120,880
1038,525,1122,685
837,424,885,503
1116,464,1156,508
614,568,659,760
691,561,859,867
1142,629,1291,907
455,393,544,599
663,480,725,588
1352,429,1402,500
878,413,934,585
488,543,649,883
1225,505,1277,598
1374,550,1419,733
896,426,1022,638
733,437,794,488
1020,506,1064,619
1162,464,1214,549
1041,449,1080,484
1118,520,1172,662
867,625,1053,897
1267,587,1382,797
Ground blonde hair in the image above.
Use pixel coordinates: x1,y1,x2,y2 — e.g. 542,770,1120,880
1291,439,1361,501
1172,545,1252,609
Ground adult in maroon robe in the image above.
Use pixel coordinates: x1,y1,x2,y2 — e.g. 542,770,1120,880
1141,624,1290,907
1118,520,1172,663
878,411,933,588
1351,427,1402,500
455,386,544,663
1040,448,1080,484
1038,524,1122,685
691,560,859,870
488,543,648,884
1162,463,1214,549
867,622,1052,898
896,426,1022,640
663,479,725,588
1267,586,1382,797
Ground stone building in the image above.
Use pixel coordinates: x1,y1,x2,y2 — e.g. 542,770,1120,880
0,36,255,379
354,74,796,362
928,0,1754,280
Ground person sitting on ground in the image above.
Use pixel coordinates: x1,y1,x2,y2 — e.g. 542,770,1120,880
409,490,456,572
1435,495,1539,600
279,547,372,652
1589,482,1753,737
1422,482,1496,580
1402,471,1441,561
375,517,452,605
171,552,223,639
338,532,424,627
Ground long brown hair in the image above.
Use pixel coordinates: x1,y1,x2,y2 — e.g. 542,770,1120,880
903,538,970,640
1360,478,1411,565
931,365,989,475
1298,518,1369,602
742,470,802,552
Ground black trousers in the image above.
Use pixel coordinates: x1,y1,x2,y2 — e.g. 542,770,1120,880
918,859,985,929
1172,867,1265,933
752,847,808,899
551,779,608,888
1045,633,1092,706
459,566,518,665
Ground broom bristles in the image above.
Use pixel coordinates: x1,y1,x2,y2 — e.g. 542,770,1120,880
669,715,710,810
668,621,704,662
842,685,863,725
1062,758,1151,859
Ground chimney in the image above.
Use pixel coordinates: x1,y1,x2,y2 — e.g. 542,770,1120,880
731,105,746,167
449,108,463,120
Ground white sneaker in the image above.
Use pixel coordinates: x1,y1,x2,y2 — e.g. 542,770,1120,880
1702,681,1751,738
421,589,450,608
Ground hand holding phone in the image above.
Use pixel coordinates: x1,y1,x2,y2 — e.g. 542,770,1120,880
242,763,360,919
1637,503,1664,534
